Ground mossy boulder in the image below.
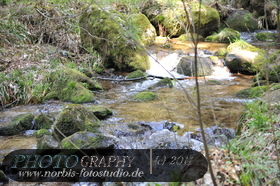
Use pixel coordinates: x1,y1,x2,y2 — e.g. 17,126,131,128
45,68,102,103
34,129,51,138
126,70,147,79
0,113,34,136
61,131,116,149
178,33,204,41
143,1,219,37
235,86,268,98
225,40,267,74
253,50,280,84
177,56,213,76
205,28,240,43
255,32,276,41
37,135,60,149
131,13,156,46
33,114,53,130
86,105,113,120
262,88,280,105
52,104,100,141
133,91,157,101
148,78,173,89
79,5,150,71
225,10,258,31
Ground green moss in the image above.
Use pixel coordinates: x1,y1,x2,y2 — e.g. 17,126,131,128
0,113,34,136
52,104,100,141
178,33,204,41
255,32,275,41
148,77,173,89
215,48,227,56
131,13,156,46
34,129,51,138
205,28,240,43
133,91,157,101
34,114,52,130
44,68,102,103
127,70,147,79
86,105,113,119
79,5,150,71
207,80,223,85
236,86,268,98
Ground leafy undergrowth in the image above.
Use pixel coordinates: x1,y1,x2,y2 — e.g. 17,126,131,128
196,100,280,185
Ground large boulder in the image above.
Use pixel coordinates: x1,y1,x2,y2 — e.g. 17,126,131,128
142,1,219,37
44,68,102,103
225,40,267,74
225,10,258,31
177,56,213,76
61,131,117,149
79,6,150,71
0,113,34,136
52,104,100,141
205,28,240,43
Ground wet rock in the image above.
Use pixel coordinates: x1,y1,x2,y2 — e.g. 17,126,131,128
126,70,147,79
225,10,258,31
132,91,157,101
254,32,276,41
148,77,173,89
33,114,53,130
37,135,60,149
225,40,266,74
177,56,213,76
52,104,100,141
0,113,34,136
61,131,116,149
140,121,183,132
205,28,240,43
34,129,51,138
44,68,102,103
143,1,219,37
79,5,150,71
193,126,235,146
86,105,113,120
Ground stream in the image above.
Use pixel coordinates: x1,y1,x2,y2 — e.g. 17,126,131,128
0,32,275,185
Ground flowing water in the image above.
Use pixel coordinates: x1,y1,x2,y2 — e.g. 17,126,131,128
0,38,262,185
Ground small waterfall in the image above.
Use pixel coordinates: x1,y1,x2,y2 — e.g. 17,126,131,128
147,50,233,80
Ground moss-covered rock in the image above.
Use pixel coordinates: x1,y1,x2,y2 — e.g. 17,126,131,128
45,68,102,103
148,78,173,89
126,69,147,79
61,131,116,149
0,113,34,136
143,1,219,37
34,129,51,138
225,40,267,74
52,104,100,141
178,33,204,41
254,50,280,84
131,13,156,46
225,10,258,31
33,114,53,130
177,56,213,76
37,135,60,149
214,48,227,56
205,28,240,43
255,32,276,41
79,5,150,71
235,86,268,98
133,91,157,101
86,105,113,120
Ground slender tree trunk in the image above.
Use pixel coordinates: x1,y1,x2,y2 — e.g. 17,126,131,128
277,0,280,44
